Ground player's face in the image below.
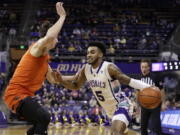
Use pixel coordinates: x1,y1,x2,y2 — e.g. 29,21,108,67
87,47,102,65
140,62,150,76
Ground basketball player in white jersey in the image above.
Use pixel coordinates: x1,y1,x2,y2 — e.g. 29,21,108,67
54,42,153,135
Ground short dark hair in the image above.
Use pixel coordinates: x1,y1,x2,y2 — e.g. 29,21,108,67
140,59,151,67
39,21,52,38
88,42,106,55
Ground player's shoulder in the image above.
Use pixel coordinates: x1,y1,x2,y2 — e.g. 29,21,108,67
104,61,113,64
80,64,88,74
103,61,118,71
103,61,114,67
84,63,90,69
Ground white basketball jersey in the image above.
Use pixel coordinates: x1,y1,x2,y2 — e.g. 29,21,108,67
84,61,132,118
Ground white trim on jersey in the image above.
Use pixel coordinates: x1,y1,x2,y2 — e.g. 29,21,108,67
112,113,129,127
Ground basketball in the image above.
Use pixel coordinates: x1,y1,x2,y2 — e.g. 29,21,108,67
138,87,161,109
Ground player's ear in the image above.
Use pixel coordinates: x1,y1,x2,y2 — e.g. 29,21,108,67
99,50,103,58
99,51,103,58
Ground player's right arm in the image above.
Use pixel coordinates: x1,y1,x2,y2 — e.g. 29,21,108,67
108,64,151,90
53,67,87,90
30,2,66,57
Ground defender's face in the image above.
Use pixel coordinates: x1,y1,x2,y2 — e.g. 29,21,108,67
86,47,101,64
140,62,150,76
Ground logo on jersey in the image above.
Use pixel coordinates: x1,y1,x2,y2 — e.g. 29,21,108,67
88,80,106,88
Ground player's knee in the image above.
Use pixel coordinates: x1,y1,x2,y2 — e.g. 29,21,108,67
112,120,126,135
111,130,124,135
111,124,123,134
112,124,120,133
38,109,50,125
42,112,50,125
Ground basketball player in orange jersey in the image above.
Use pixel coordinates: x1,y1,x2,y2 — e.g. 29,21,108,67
4,2,66,135
53,42,156,135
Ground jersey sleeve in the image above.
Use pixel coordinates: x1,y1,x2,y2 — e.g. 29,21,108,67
104,62,113,80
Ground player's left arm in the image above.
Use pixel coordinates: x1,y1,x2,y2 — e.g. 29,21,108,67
108,64,151,90
30,2,66,57
53,66,87,90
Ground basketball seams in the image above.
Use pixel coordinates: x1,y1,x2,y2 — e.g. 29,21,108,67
139,95,161,99
138,87,161,109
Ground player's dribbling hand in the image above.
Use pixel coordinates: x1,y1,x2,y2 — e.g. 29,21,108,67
150,86,160,91
56,2,66,17
52,70,63,84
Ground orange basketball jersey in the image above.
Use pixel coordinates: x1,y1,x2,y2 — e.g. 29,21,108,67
4,47,49,112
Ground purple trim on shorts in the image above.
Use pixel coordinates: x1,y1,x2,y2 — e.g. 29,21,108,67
114,108,131,122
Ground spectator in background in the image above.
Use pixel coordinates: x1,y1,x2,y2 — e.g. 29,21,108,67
73,27,81,37
9,12,17,23
82,28,90,40
59,44,67,53
114,36,121,44
120,36,127,48
9,27,16,39
0,73,6,96
138,35,147,49
89,96,97,108
68,44,76,53
108,45,115,55
92,104,102,115
54,47,59,57
113,23,120,33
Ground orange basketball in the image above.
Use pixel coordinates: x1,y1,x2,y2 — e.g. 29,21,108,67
138,87,161,109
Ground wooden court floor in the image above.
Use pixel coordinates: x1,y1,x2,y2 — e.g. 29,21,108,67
0,125,140,135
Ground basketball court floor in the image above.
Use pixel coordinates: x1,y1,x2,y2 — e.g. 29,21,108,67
0,125,140,135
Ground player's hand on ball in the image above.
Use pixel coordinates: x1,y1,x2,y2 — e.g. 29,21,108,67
56,2,66,17
150,86,160,91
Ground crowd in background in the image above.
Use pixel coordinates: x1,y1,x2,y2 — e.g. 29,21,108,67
0,0,179,57
0,73,6,96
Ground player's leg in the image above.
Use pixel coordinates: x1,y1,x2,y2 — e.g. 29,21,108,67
111,108,130,135
26,125,36,135
140,107,151,135
16,97,50,135
34,107,50,135
150,105,162,135
111,119,127,135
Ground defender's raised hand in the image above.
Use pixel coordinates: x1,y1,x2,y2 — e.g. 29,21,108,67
56,2,66,17
51,70,63,84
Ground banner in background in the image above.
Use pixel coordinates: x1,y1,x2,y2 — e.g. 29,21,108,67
50,62,84,74
161,110,180,129
49,62,141,74
0,61,140,74
161,110,180,135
